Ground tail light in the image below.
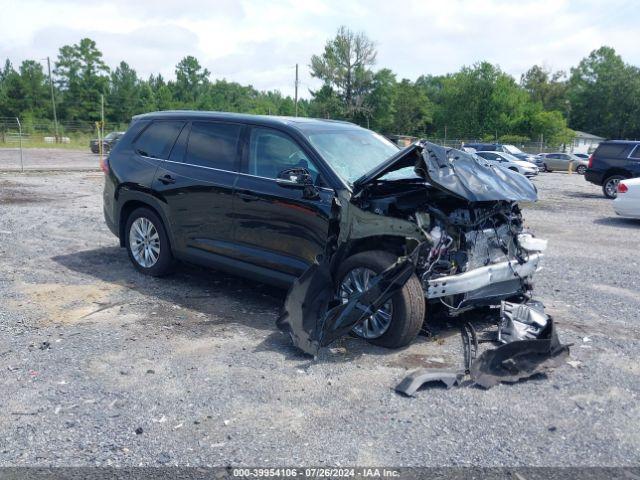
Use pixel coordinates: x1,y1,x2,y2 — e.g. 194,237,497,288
618,182,628,194
100,156,109,174
588,155,593,168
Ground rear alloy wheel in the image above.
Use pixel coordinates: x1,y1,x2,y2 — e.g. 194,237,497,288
336,250,425,349
603,175,625,199
125,207,174,276
576,165,587,175
544,164,551,172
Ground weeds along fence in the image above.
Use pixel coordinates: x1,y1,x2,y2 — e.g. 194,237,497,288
0,117,129,148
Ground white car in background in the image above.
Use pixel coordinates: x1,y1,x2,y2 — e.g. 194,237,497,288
613,178,640,219
474,151,539,177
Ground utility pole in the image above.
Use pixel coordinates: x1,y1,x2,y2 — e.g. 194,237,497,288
294,64,299,117
46,57,59,142
444,125,447,146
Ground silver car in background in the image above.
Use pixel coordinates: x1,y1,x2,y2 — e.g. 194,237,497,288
538,152,589,174
474,151,539,177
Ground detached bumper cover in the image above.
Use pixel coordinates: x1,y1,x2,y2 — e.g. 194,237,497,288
426,253,543,299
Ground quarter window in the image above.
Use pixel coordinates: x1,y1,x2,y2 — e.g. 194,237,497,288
186,122,242,170
629,146,640,160
134,121,185,159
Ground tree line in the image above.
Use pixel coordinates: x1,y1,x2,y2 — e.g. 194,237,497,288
1,27,639,144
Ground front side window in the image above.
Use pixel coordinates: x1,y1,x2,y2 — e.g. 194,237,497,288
304,129,398,183
248,127,319,181
186,122,242,170
134,121,185,159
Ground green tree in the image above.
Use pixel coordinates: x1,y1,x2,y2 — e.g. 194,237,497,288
391,79,432,135
310,26,377,119
433,62,529,139
173,56,210,106
568,46,640,138
107,61,140,123
367,68,396,132
520,65,568,113
54,38,110,120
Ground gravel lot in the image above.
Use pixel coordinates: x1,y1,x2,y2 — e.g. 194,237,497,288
1,167,639,467
0,148,99,171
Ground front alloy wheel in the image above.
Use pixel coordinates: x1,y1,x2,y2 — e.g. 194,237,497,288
339,267,393,339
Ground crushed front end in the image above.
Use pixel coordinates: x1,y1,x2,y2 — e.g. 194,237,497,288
278,141,546,356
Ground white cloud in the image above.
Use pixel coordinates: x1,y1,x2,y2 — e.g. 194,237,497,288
0,0,638,97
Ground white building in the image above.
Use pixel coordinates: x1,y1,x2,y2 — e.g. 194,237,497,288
572,131,605,154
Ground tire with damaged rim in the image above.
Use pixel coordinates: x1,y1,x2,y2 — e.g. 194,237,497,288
337,250,425,348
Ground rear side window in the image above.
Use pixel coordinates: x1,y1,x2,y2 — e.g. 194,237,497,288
628,146,640,160
595,143,632,158
186,122,241,170
134,121,185,159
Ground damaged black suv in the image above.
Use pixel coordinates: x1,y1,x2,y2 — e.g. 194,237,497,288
103,111,546,353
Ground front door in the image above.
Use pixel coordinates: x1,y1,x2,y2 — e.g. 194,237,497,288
233,126,334,277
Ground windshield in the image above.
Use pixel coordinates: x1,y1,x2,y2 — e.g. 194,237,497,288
305,129,399,183
104,132,117,140
499,152,522,163
503,144,524,155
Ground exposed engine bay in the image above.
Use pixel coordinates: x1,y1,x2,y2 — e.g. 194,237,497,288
277,141,567,388
352,179,544,312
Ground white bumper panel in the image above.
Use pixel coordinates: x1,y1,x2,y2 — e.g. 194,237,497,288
426,253,543,299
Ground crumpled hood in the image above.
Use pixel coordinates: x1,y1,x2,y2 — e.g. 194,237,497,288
354,141,538,203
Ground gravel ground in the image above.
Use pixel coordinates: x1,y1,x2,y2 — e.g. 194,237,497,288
0,169,639,467
0,148,99,171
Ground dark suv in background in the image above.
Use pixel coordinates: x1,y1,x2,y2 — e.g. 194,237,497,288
585,140,640,198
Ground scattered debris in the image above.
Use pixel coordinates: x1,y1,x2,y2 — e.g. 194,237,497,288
567,360,582,369
470,316,569,389
396,302,570,393
135,427,143,435
39,341,50,350
395,370,464,396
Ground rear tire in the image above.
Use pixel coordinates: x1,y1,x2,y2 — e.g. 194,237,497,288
576,165,587,175
603,175,625,199
544,163,551,172
125,207,174,276
336,250,425,349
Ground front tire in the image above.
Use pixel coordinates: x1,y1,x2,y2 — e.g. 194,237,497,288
336,250,425,349
603,175,625,199
576,165,587,175
125,207,174,276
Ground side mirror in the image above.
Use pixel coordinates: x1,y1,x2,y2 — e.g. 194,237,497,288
276,168,319,199
276,168,313,187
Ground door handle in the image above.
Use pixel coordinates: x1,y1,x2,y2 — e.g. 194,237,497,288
158,174,176,185
238,192,259,202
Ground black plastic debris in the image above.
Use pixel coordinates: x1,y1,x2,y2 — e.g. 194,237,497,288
470,316,569,389
395,369,464,396
498,300,548,343
395,303,570,394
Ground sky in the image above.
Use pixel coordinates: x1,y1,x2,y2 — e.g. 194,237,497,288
1,0,638,98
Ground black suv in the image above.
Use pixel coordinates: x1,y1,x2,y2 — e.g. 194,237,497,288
90,131,125,154
103,111,544,349
585,140,640,198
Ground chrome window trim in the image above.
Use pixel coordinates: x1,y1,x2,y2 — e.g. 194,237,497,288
147,156,334,193
627,145,640,160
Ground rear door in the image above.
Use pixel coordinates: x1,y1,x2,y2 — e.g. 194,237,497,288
233,126,334,277
153,120,243,261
